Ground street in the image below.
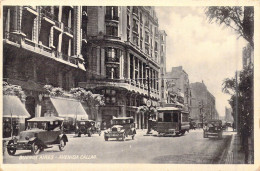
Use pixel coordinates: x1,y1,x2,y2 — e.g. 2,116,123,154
3,129,233,164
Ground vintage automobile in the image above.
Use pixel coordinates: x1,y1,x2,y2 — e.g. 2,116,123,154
156,106,190,136
189,121,197,130
6,116,68,155
104,117,136,141
203,119,223,139
75,120,101,137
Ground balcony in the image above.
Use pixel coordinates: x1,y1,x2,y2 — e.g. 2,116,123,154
105,57,120,63
23,6,38,16
104,35,121,40
105,15,119,22
132,26,138,34
41,8,58,24
64,26,73,37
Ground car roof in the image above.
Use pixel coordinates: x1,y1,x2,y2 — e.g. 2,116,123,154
207,119,222,123
28,116,64,122
112,117,134,120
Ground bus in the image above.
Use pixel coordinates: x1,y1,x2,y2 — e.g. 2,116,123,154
156,106,190,136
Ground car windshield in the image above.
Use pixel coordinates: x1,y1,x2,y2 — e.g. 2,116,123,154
27,122,47,130
112,119,133,125
208,122,221,127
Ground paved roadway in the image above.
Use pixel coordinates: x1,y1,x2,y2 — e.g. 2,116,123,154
3,128,233,164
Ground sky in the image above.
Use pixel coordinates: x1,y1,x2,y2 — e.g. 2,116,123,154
156,7,247,117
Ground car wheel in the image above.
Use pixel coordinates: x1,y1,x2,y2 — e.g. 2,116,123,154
59,138,66,151
78,133,81,137
181,131,185,135
104,137,108,141
7,141,16,156
31,142,40,155
132,135,135,140
99,132,101,136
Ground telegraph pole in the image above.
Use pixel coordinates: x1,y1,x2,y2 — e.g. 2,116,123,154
146,63,152,134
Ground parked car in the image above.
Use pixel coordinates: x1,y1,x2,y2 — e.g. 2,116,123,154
104,117,136,141
203,119,223,139
6,116,68,155
75,120,101,137
226,122,232,127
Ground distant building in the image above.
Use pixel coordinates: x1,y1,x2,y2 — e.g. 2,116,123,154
190,81,218,122
165,66,191,112
225,107,233,122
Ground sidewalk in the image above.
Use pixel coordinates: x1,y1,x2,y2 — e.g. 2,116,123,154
224,132,248,164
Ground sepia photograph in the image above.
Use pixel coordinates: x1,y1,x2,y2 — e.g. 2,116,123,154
1,1,259,170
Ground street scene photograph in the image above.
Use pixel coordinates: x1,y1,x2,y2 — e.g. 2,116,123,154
1,4,255,167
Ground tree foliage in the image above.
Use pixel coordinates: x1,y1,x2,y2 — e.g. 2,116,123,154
222,66,253,136
205,6,254,48
3,81,26,101
70,87,105,107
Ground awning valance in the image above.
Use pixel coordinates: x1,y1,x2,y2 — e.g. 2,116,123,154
3,95,31,118
50,98,88,120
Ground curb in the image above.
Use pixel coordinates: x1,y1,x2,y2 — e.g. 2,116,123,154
218,134,234,164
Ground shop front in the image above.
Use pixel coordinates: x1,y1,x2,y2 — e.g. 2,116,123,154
3,95,31,138
41,97,89,133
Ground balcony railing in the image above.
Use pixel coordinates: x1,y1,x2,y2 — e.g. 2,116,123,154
64,26,74,35
105,15,119,21
41,8,58,21
145,21,149,28
133,7,139,16
132,26,138,34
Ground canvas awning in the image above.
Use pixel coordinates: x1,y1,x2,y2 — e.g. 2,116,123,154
3,95,31,118
50,98,88,120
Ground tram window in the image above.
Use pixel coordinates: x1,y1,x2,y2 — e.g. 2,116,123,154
163,113,172,122
158,112,163,122
172,113,178,122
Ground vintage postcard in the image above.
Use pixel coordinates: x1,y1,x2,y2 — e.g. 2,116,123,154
1,0,259,171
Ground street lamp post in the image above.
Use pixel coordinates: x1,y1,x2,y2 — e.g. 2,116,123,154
146,63,152,134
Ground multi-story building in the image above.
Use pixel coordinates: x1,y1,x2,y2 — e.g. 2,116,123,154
190,81,218,123
165,66,191,112
3,6,86,118
159,30,167,105
79,6,166,129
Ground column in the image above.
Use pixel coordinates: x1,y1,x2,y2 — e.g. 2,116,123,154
133,56,135,82
5,8,10,33
68,38,71,56
57,33,62,53
137,59,139,84
13,7,18,32
141,61,143,85
119,50,124,79
127,52,130,82
58,6,63,22
68,9,72,28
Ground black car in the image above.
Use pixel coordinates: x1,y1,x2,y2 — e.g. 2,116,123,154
6,116,68,155
75,120,101,137
203,120,223,139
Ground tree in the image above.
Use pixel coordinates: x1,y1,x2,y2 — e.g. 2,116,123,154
205,6,254,48
70,87,105,120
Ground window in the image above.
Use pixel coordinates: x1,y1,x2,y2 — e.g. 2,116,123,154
106,67,119,79
105,47,119,62
106,25,118,37
106,6,118,20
